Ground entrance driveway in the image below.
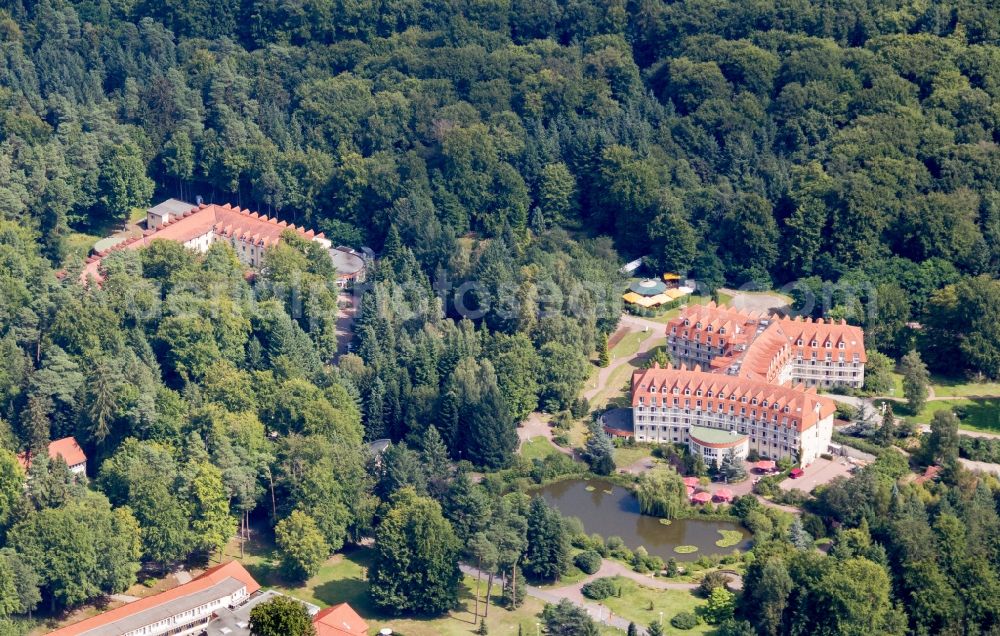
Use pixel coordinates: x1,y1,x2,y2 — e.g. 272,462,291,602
778,457,853,493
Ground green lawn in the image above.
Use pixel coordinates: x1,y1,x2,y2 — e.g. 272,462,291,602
65,231,100,262
521,436,561,462
903,398,1000,433
929,375,1000,398
613,446,652,468
610,330,646,360
600,577,711,634
642,296,713,324
890,372,904,398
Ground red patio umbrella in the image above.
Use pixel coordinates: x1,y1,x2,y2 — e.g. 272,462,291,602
690,491,712,504
714,488,734,502
755,460,776,472
682,476,700,487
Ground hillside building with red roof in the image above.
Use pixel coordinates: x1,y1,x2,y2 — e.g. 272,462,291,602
631,364,837,465
17,436,87,476
665,302,866,389
82,200,367,287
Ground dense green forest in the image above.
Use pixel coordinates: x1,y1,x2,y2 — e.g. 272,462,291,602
0,0,999,634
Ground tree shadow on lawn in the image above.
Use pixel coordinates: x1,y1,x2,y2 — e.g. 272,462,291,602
312,556,499,630
956,398,1000,432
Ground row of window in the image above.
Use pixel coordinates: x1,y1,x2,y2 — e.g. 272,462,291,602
634,419,795,440
639,388,798,412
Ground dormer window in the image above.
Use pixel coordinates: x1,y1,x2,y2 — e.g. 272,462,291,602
825,341,831,348
672,387,679,395
838,342,845,349
751,398,758,405
707,325,713,332
696,390,702,396
684,389,691,396
684,319,690,326
696,322,702,329
719,328,726,335
811,340,818,347
783,406,790,413
796,339,803,346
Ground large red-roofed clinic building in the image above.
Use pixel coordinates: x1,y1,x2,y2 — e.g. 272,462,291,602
628,301,860,465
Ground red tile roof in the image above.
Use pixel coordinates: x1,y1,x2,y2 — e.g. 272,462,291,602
666,303,867,380
17,436,86,471
313,603,368,636
82,203,327,283
665,301,761,356
631,364,837,432
47,561,260,636
776,315,867,364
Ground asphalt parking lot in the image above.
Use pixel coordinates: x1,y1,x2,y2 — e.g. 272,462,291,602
778,457,854,493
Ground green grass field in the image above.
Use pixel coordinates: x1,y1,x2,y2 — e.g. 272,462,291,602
903,398,1000,433
612,446,652,468
599,577,710,634
520,436,562,462
609,330,646,360
928,375,1000,398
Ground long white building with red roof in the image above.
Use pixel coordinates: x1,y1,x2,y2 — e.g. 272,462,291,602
81,200,367,288
631,364,837,465
47,561,260,636
665,302,866,389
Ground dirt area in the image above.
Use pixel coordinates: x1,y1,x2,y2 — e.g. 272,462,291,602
778,457,854,493
718,288,791,314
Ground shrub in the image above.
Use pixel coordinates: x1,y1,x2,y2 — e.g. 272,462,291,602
581,577,618,600
574,550,602,575
698,570,732,597
671,611,699,630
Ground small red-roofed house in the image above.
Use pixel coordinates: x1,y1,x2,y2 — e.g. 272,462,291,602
313,603,368,636
17,436,87,476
